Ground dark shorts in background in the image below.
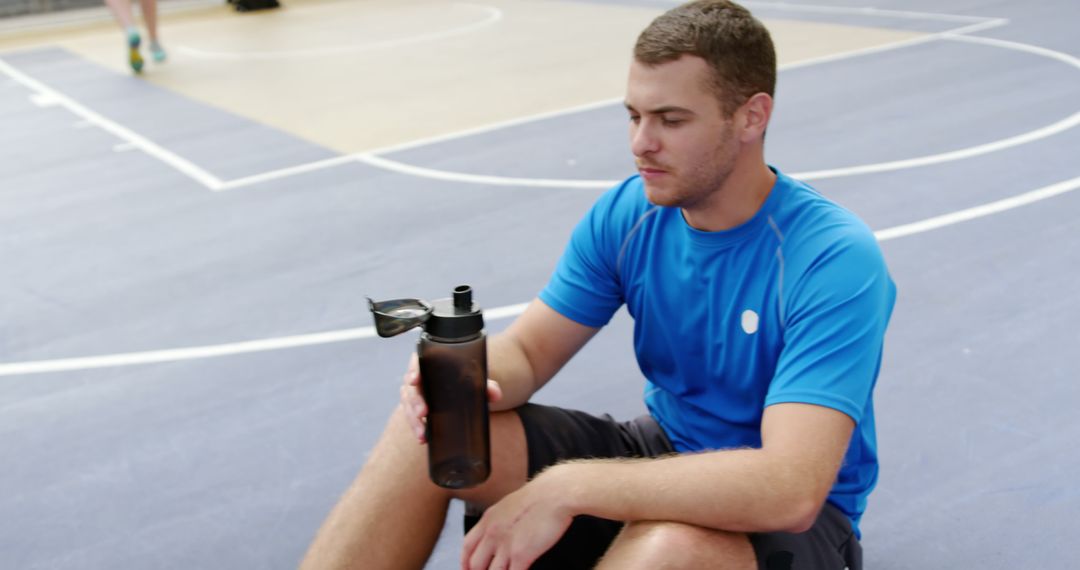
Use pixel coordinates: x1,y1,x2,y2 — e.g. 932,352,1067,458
463,403,862,570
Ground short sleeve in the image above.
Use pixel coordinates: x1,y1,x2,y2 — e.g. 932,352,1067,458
538,181,638,327
765,227,897,422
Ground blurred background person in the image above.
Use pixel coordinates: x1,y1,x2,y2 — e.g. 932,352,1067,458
103,0,166,73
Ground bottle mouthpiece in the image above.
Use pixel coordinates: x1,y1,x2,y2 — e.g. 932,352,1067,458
453,285,472,309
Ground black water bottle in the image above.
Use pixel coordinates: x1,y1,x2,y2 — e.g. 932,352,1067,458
368,285,491,489
418,286,490,488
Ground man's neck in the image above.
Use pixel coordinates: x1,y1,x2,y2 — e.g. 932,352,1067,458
681,151,776,232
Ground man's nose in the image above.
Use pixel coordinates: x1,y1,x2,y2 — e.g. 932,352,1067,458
630,122,659,157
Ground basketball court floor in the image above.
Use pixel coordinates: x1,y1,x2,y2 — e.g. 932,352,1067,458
1,0,1077,567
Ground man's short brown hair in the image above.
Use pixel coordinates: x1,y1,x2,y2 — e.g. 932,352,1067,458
634,0,776,116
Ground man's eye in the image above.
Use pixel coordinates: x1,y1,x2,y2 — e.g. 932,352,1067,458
662,118,683,126
629,115,641,124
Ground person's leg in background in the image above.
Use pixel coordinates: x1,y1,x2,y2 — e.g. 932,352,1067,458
103,0,143,73
137,0,167,63
104,0,165,73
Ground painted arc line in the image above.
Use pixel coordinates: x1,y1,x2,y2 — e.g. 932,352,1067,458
218,17,1004,191
339,30,1078,189
221,16,1080,192
215,154,364,191
215,97,625,191
356,16,1002,154
0,4,1023,195
0,5,1021,194
793,32,1080,180
738,1,999,24
945,31,1080,68
354,154,615,189
793,110,1080,181
324,102,1080,190
4,174,1080,377
361,98,625,158
177,3,502,61
777,17,1007,73
0,57,224,191
872,174,1080,241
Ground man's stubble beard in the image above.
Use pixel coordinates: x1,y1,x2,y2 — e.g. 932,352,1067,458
644,132,739,211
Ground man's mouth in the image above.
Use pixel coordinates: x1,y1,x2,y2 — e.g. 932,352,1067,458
637,165,669,180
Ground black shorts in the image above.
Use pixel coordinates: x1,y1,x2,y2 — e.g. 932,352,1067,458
463,404,862,570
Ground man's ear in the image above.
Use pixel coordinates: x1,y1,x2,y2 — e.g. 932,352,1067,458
737,92,773,143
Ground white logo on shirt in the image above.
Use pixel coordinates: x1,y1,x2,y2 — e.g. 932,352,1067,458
741,310,760,335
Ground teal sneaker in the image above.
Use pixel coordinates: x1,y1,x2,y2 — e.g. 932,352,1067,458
150,42,167,63
127,29,144,74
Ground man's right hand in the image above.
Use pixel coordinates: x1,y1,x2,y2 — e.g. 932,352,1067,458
400,353,503,444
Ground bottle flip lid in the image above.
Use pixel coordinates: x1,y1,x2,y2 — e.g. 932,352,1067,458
368,297,432,337
368,285,483,340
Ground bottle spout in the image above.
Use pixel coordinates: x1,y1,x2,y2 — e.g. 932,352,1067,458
453,285,473,310
367,297,432,337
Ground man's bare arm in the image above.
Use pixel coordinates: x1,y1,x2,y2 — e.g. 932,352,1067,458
486,299,600,410
541,402,854,533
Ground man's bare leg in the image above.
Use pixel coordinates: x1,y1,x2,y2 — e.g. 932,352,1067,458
300,408,529,570
596,521,756,570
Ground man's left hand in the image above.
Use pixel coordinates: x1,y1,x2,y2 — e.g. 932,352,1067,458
461,468,576,570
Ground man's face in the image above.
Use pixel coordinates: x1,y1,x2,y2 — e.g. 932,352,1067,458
625,55,738,209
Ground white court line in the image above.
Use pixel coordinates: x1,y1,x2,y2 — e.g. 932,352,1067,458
361,98,626,158
794,110,1080,181
0,4,1041,193
739,1,998,24
0,303,530,376
29,92,59,107
215,97,624,191
216,16,1015,192
777,18,1007,73
0,56,226,190
337,21,1077,190
873,175,1080,241
3,174,1080,377
944,32,1080,68
792,32,1080,180
177,3,502,61
353,154,614,189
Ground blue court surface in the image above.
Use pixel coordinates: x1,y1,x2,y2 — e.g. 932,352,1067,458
1,0,1078,568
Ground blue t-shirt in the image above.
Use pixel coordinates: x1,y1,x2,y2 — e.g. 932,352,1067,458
539,169,896,535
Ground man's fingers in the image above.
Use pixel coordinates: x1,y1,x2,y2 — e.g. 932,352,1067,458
489,551,510,570
406,353,420,382
461,524,484,570
465,537,497,570
486,379,503,403
399,385,427,443
404,384,427,417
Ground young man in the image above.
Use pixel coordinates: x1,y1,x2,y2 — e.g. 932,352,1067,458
302,1,895,568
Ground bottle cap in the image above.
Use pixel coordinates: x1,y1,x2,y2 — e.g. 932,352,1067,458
425,285,484,340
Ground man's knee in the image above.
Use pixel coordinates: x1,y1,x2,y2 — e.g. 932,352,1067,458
599,521,755,570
